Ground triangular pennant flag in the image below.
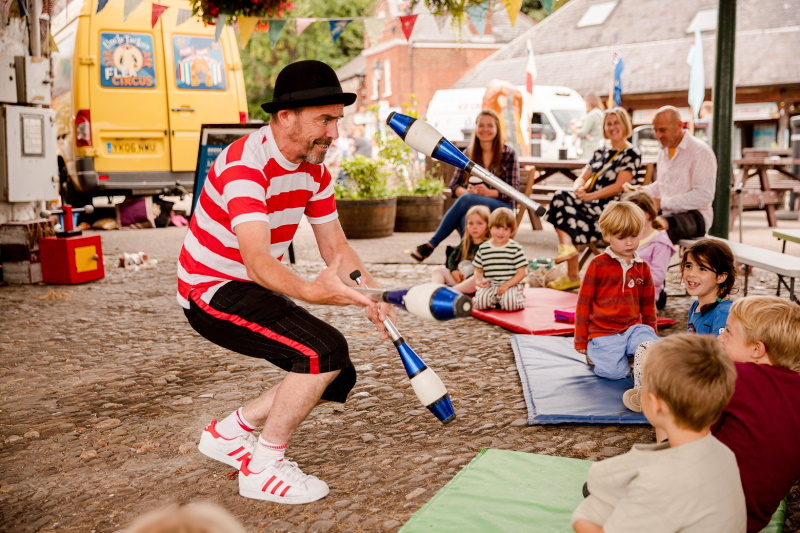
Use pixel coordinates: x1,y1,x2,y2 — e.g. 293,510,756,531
48,31,59,53
328,19,351,44
295,18,314,36
214,14,227,41
525,39,537,95
499,0,522,26
96,0,109,14
123,0,143,21
151,3,168,28
363,17,386,47
175,8,192,26
268,19,286,48
399,14,418,41
541,0,554,15
237,16,259,48
432,13,447,33
465,2,489,37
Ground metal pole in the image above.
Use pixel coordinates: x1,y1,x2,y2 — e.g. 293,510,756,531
709,0,736,238
30,0,43,57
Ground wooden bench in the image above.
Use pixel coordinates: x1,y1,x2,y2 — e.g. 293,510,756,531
678,237,800,303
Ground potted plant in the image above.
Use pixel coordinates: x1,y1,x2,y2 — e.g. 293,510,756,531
335,155,397,239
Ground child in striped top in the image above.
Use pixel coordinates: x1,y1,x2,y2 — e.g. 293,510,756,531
575,201,659,380
472,207,528,311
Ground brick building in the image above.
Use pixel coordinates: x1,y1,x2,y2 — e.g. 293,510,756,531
337,0,534,134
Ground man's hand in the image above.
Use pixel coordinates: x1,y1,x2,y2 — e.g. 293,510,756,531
365,302,396,340
452,270,465,283
304,256,376,308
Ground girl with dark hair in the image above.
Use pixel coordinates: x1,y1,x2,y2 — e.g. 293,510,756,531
681,238,737,336
410,109,519,262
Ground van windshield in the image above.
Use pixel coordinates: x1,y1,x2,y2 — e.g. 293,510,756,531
551,110,585,133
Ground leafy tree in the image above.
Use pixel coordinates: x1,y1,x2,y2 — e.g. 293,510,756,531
241,0,374,121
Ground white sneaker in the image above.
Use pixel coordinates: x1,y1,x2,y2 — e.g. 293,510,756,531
239,457,329,504
198,419,257,469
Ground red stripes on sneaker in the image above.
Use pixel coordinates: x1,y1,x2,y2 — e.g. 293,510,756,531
190,292,321,373
205,420,228,440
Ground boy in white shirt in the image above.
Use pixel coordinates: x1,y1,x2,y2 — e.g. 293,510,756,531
572,334,746,533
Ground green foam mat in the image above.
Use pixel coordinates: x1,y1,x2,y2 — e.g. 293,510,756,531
400,449,785,533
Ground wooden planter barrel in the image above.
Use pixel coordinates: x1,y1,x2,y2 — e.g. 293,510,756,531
394,195,444,232
336,198,397,239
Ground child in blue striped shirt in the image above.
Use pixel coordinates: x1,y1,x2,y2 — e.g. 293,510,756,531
473,207,528,311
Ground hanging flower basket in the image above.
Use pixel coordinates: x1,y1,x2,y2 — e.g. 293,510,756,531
189,0,294,25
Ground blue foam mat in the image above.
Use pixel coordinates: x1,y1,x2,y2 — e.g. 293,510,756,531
511,335,649,425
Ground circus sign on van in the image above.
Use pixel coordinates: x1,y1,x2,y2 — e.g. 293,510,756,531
100,32,156,88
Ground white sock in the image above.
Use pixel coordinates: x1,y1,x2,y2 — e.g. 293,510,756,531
248,437,287,472
215,407,256,439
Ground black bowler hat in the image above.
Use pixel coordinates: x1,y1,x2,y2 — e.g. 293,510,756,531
261,60,357,113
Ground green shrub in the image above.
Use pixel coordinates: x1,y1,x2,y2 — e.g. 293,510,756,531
335,156,394,199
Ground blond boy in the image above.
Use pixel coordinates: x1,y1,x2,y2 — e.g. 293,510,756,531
472,207,528,311
573,334,746,532
574,201,658,379
714,296,800,532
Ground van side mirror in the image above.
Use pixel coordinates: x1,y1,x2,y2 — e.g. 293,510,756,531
542,124,556,142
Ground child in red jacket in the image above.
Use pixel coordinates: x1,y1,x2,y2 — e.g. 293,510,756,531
574,201,658,380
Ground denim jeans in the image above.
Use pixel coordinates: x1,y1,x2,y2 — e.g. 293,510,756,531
429,194,512,247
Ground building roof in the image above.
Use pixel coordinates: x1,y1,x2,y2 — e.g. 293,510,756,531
453,0,800,96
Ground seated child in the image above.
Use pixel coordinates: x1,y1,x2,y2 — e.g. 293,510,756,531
574,201,659,379
572,334,746,533
472,207,528,312
715,295,800,532
431,205,490,295
623,190,675,309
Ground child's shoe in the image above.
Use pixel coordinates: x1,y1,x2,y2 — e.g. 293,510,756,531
239,457,329,504
547,275,581,291
622,388,642,412
554,244,578,264
410,243,434,262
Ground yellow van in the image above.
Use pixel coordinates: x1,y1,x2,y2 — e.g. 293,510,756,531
51,0,248,203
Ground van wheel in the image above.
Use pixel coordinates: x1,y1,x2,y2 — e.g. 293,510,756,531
59,164,92,208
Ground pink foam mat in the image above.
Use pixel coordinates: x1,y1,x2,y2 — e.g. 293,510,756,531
471,288,676,335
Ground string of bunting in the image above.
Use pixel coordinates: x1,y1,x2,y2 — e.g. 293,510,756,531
78,0,521,48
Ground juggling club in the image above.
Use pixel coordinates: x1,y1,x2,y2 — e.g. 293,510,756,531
386,112,547,217
353,283,472,321
350,270,455,424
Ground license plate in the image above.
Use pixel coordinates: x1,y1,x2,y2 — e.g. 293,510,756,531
106,141,158,154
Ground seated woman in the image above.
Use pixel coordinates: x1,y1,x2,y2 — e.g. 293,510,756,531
410,109,519,262
545,107,642,291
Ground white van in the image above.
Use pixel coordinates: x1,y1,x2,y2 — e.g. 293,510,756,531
425,85,586,159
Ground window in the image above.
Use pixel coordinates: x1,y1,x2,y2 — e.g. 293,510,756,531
577,1,617,28
382,58,392,98
687,9,717,33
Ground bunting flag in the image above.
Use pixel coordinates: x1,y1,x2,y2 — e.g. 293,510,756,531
525,38,536,95
175,8,192,26
269,19,286,48
48,31,59,53
123,0,143,21
328,19,351,44
686,27,705,120
465,2,489,37
214,13,226,41
541,0,554,15
363,17,386,47
151,3,168,28
237,16,259,48
399,14,418,41
96,0,110,14
295,17,314,36
499,0,521,26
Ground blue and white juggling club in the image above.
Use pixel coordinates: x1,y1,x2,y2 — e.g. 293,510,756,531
350,271,456,425
386,112,547,218
354,283,472,321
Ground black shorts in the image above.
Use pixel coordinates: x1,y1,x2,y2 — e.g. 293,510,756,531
184,281,356,403
664,210,706,243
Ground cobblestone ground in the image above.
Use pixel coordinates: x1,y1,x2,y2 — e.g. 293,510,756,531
0,228,797,533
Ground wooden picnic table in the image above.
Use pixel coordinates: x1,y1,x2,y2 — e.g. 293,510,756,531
518,158,587,184
731,157,800,228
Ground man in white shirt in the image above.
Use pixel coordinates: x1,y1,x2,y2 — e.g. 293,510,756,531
641,106,718,243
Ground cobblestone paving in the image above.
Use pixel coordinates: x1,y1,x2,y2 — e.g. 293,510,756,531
0,230,797,532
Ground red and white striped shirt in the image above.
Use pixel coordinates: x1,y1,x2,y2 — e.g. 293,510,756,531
177,125,337,309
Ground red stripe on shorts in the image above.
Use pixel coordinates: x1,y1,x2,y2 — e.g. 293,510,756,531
190,291,320,373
